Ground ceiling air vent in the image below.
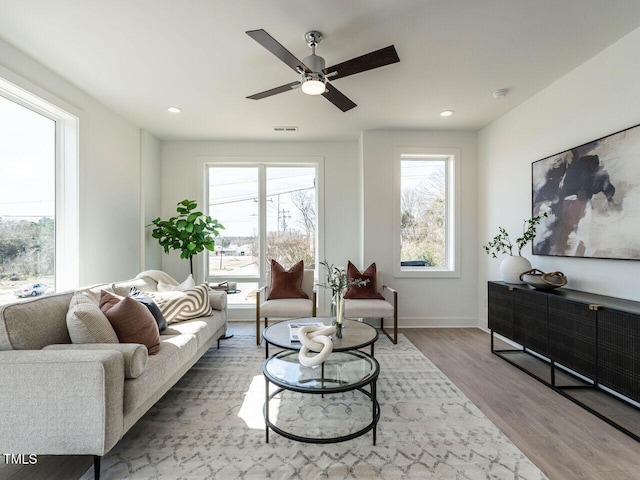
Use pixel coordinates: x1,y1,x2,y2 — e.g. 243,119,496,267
273,126,298,132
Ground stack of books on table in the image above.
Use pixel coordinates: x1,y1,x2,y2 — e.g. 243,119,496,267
288,322,326,342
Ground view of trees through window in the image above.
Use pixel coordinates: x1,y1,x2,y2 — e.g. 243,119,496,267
208,165,316,304
400,158,446,268
0,94,56,304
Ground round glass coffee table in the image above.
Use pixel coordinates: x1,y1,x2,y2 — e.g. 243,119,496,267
262,317,378,359
263,349,380,444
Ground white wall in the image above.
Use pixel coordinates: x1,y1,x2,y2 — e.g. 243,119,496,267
141,130,163,270
161,140,361,317
477,27,640,328
0,37,148,286
361,130,479,327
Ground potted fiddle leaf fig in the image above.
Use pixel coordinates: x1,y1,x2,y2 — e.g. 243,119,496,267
149,200,224,276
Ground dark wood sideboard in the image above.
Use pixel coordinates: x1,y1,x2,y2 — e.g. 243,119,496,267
488,281,640,441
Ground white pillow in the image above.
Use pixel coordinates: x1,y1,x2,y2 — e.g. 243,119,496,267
147,284,213,323
66,293,119,344
157,274,195,292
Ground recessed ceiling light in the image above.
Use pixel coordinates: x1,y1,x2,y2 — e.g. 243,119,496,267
167,106,182,113
440,110,455,117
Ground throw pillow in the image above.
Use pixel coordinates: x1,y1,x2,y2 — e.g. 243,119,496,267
129,287,168,332
147,284,214,324
267,259,308,300
99,290,161,355
157,274,196,292
66,293,119,344
344,261,385,300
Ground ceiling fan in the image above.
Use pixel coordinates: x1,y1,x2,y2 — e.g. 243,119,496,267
246,29,400,112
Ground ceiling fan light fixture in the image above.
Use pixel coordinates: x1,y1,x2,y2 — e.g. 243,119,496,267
302,79,326,95
301,73,326,95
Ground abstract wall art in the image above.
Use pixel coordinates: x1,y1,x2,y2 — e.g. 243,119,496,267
532,124,640,260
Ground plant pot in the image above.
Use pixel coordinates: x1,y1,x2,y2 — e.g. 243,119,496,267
500,255,532,284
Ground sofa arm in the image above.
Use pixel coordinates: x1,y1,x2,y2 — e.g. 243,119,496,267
208,290,227,311
0,349,125,456
43,343,148,379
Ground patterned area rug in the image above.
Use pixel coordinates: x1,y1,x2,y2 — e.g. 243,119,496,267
84,334,547,479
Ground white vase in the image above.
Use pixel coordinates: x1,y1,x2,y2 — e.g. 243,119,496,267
500,255,532,284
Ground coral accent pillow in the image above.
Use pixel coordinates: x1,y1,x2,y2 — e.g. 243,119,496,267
267,259,309,300
344,261,385,300
99,290,161,355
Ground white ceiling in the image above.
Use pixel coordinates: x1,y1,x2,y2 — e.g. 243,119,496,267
1,0,640,141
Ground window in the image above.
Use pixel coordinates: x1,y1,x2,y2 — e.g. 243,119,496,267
207,163,318,306
0,75,78,304
394,148,459,278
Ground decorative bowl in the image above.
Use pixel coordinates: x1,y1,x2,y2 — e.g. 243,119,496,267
519,269,567,290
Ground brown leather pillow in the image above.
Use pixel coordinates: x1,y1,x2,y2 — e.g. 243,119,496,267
344,261,385,300
99,290,161,355
267,259,309,300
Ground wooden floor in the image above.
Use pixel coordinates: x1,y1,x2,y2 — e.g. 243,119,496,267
2,325,639,479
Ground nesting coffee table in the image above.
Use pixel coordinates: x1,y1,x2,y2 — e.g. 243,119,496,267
262,318,380,444
262,317,379,358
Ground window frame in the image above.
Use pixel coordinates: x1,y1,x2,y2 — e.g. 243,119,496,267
202,156,324,297
393,147,460,278
0,70,79,291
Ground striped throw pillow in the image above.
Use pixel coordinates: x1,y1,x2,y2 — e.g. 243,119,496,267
147,284,213,324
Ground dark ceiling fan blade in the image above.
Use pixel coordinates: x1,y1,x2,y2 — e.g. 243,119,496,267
246,29,310,74
322,83,357,112
323,45,399,81
247,81,301,100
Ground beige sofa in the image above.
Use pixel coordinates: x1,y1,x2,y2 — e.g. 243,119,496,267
0,270,227,479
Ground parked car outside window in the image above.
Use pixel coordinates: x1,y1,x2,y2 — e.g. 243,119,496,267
14,283,50,298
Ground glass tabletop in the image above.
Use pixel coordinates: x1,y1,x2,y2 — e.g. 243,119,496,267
263,317,378,352
263,349,380,393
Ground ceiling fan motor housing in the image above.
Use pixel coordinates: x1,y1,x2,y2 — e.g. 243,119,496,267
302,53,325,73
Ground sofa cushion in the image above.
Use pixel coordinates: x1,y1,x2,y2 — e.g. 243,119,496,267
267,259,308,300
99,291,161,355
161,311,226,350
344,261,385,300
147,285,213,324
129,287,168,332
66,293,119,344
43,343,148,379
122,333,198,424
0,292,73,350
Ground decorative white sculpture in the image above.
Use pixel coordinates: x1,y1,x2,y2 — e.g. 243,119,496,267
298,324,336,367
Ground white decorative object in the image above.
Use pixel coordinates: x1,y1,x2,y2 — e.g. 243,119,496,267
500,255,531,284
298,324,336,367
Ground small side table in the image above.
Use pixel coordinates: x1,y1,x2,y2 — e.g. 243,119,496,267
216,289,241,340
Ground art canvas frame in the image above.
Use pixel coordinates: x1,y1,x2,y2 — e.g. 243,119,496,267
532,123,640,260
